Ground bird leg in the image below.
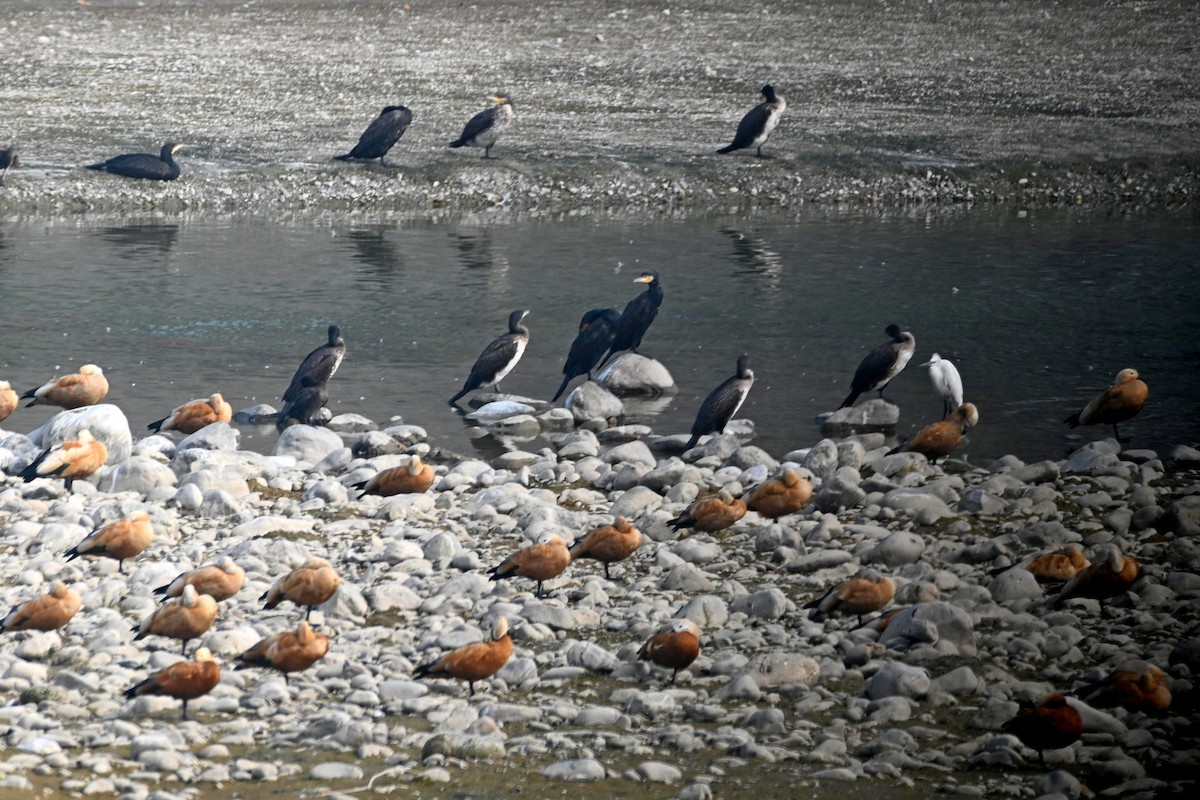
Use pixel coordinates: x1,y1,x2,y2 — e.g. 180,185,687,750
468,682,476,697
180,639,189,656
181,699,190,722
603,563,612,581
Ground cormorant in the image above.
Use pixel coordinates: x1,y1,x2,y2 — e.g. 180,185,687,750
282,325,345,404
449,94,514,159
334,105,413,165
684,353,754,450
839,324,916,408
717,85,787,158
1064,367,1148,441
919,353,963,419
599,270,663,367
86,142,183,181
448,309,530,406
276,380,329,431
552,307,620,402
0,145,17,185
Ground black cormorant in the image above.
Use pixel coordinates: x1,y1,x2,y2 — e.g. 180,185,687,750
599,270,663,367
282,325,346,404
717,85,787,158
334,105,413,166
839,324,916,408
0,145,16,185
552,307,620,402
276,380,329,432
448,309,530,406
684,353,754,449
449,95,515,159
86,142,183,181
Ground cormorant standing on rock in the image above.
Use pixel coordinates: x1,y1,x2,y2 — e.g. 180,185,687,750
276,380,328,431
717,85,786,158
449,94,514,159
334,105,413,165
282,325,345,405
599,271,663,368
839,324,916,408
552,307,620,402
0,145,17,185
685,354,754,450
449,309,530,406
86,142,183,181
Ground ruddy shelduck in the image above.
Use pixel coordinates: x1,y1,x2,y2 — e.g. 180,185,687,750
1065,367,1148,441
1001,692,1084,766
667,490,747,533
1,581,82,633
18,429,108,492
488,533,571,598
125,647,221,720
0,380,18,423
1078,663,1171,713
147,392,232,435
413,615,514,696
569,517,642,580
155,556,245,602
638,619,702,684
747,469,813,520
806,570,896,625
64,510,153,573
1051,546,1140,606
234,620,330,681
261,557,341,620
21,364,109,409
894,402,979,463
1015,543,1090,584
353,455,436,497
134,584,218,655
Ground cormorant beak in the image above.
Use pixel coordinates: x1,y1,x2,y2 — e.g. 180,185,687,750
634,274,654,284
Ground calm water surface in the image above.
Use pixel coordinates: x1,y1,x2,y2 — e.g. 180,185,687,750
1,209,1197,464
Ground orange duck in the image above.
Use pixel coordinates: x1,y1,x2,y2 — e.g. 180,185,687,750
488,533,571,598
64,510,153,573
1021,544,1091,584
353,455,436,497
261,557,341,620
638,619,702,684
1,581,82,633
0,380,17,423
1065,367,1148,441
413,615,514,696
893,402,979,463
18,429,108,492
1001,692,1084,766
1051,546,1139,606
747,469,813,520
155,556,245,602
235,620,330,682
21,364,109,409
147,392,232,434
569,517,642,579
133,584,218,655
1078,663,1171,713
806,570,896,625
125,647,221,720
668,490,747,533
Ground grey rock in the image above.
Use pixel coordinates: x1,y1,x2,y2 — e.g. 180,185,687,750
196,489,243,517
730,587,789,620
542,758,606,781
659,563,714,592
565,381,624,422
636,761,683,783
596,354,676,397
609,485,664,518
866,661,931,699
987,568,1043,602
273,425,344,463
29,404,133,465
864,530,925,567
176,422,239,452
104,455,176,494
743,652,820,689
1164,495,1200,536
603,440,657,469
959,488,1005,514
821,399,899,431
677,595,730,627
802,439,840,481
815,467,866,513
309,762,364,781
881,602,976,655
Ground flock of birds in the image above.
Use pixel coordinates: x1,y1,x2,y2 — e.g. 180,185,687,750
0,83,787,184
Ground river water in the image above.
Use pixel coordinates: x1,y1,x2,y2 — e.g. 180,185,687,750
1,208,1197,464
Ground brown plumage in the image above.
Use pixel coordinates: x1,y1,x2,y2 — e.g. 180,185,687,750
667,490,748,533
133,585,218,655
18,429,108,492
894,402,979,463
20,364,109,409
148,392,232,434
413,616,513,696
155,556,245,602
746,469,813,519
234,620,330,681
1001,693,1084,766
806,570,896,625
0,380,18,423
569,517,642,579
1051,546,1140,606
488,533,571,598
1077,663,1171,713
1023,544,1090,584
261,557,341,620
638,620,702,684
1065,367,1148,440
1,581,82,632
353,455,436,497
64,510,153,573
124,647,221,721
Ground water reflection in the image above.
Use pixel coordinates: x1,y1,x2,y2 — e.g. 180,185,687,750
98,223,179,259
341,226,406,275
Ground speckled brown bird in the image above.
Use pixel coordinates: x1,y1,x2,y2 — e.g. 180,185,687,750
1,581,82,633
1020,544,1091,584
569,517,642,580
353,455,436,497
488,533,571,598
147,392,232,435
667,490,747,533
261,558,341,621
21,364,109,409
806,570,896,625
1001,693,1084,766
234,620,330,682
893,402,979,463
0,380,18,423
18,429,108,492
413,615,513,696
124,647,221,721
1077,663,1171,713
746,469,813,520
64,510,153,573
1065,367,1148,441
155,556,245,602
638,619,702,684
134,585,218,655
1051,546,1140,606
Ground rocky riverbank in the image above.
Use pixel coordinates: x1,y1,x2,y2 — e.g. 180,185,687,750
1,374,1198,799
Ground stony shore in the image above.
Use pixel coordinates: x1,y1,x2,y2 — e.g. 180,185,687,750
1,377,1198,800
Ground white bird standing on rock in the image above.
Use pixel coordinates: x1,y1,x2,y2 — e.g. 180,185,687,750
920,353,963,419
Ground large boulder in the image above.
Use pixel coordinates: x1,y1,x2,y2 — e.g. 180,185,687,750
273,425,344,463
28,404,132,464
596,354,676,397
565,381,624,422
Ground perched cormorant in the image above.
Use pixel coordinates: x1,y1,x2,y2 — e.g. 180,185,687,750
282,325,345,404
684,354,754,450
334,105,413,165
552,307,620,402
839,324,916,408
276,380,329,431
1064,367,1148,441
449,94,514,159
0,145,17,186
717,84,787,158
448,309,530,406
919,353,963,419
599,271,663,367
86,142,183,181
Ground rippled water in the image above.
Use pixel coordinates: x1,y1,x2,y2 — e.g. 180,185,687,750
1,208,1197,464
